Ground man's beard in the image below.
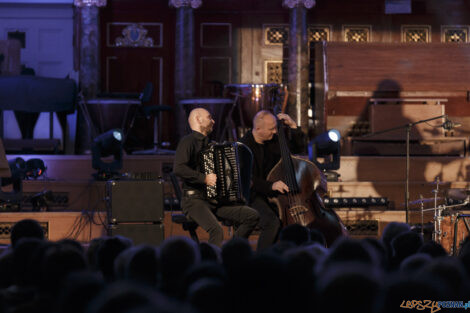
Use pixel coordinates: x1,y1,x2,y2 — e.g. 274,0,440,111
202,124,213,135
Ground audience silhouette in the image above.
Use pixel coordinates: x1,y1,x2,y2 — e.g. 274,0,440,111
0,218,468,313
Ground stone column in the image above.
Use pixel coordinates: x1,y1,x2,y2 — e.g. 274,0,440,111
74,0,106,153
74,0,106,98
170,0,201,139
283,0,315,134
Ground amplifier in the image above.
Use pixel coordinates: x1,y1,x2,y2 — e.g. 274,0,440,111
106,180,164,223
108,223,164,246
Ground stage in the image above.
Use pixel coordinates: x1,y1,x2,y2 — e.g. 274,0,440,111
0,154,469,246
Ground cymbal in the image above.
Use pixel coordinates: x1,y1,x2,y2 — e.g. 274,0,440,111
446,188,470,201
407,197,442,205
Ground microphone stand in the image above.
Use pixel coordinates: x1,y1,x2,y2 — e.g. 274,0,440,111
362,114,446,224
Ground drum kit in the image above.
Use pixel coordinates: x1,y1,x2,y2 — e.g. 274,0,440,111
179,83,283,142
409,177,470,256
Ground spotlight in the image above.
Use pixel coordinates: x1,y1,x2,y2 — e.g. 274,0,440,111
25,158,46,179
92,129,124,180
308,129,341,181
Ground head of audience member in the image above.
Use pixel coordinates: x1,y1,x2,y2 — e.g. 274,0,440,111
188,108,214,136
0,249,14,289
87,282,176,313
279,224,310,246
96,236,133,282
56,271,105,313
416,256,468,297
362,237,388,269
41,243,88,294
199,242,221,263
221,237,253,278
159,236,201,297
309,228,327,247
377,275,443,313
417,240,448,258
319,237,379,271
114,245,159,287
187,278,226,313
87,237,106,272
267,241,296,256
390,231,423,269
57,238,85,254
316,262,381,313
252,110,277,143
182,262,227,300
399,253,432,276
12,237,44,287
10,219,45,248
229,253,290,313
284,246,318,312
381,222,411,262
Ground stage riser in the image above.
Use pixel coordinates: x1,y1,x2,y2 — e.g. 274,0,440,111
7,155,470,183
2,211,467,246
11,180,465,211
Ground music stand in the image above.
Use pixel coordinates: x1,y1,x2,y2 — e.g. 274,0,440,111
363,114,446,224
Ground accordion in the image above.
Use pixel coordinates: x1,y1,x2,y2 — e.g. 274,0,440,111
200,142,253,205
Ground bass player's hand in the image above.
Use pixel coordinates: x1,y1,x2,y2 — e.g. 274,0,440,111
272,180,289,193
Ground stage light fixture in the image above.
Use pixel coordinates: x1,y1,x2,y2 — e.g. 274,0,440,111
308,129,341,181
92,129,124,180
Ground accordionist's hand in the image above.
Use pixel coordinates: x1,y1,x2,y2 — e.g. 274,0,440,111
272,180,289,194
205,173,217,186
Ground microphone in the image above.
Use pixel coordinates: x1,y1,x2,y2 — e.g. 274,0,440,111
442,117,461,130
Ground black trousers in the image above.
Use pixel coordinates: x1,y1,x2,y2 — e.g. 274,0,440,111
250,195,282,251
181,194,259,247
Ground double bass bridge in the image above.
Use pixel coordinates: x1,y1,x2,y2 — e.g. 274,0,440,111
289,205,310,226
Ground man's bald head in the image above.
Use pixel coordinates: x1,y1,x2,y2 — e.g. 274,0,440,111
252,110,277,143
253,110,276,129
188,108,214,135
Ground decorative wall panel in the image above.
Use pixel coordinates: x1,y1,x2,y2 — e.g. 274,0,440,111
441,25,468,43
402,25,430,43
107,23,162,48
343,25,371,42
264,24,289,45
200,23,231,48
265,60,283,84
308,25,330,42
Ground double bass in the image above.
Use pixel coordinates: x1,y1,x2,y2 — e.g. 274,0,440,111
267,91,348,246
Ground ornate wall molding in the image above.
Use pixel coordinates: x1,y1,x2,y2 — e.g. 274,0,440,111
282,0,315,9
169,0,202,9
74,0,107,7
115,24,154,47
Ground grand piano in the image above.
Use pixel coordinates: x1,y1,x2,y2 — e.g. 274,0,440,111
0,75,77,153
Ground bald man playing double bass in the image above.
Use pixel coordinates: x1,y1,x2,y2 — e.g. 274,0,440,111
240,110,306,251
173,108,259,247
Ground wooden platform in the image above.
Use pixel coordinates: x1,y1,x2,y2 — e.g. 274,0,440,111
1,154,469,245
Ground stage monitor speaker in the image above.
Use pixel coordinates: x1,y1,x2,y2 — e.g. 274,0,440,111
106,180,164,223
108,223,164,246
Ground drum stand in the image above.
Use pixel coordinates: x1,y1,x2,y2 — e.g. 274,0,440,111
220,94,240,142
